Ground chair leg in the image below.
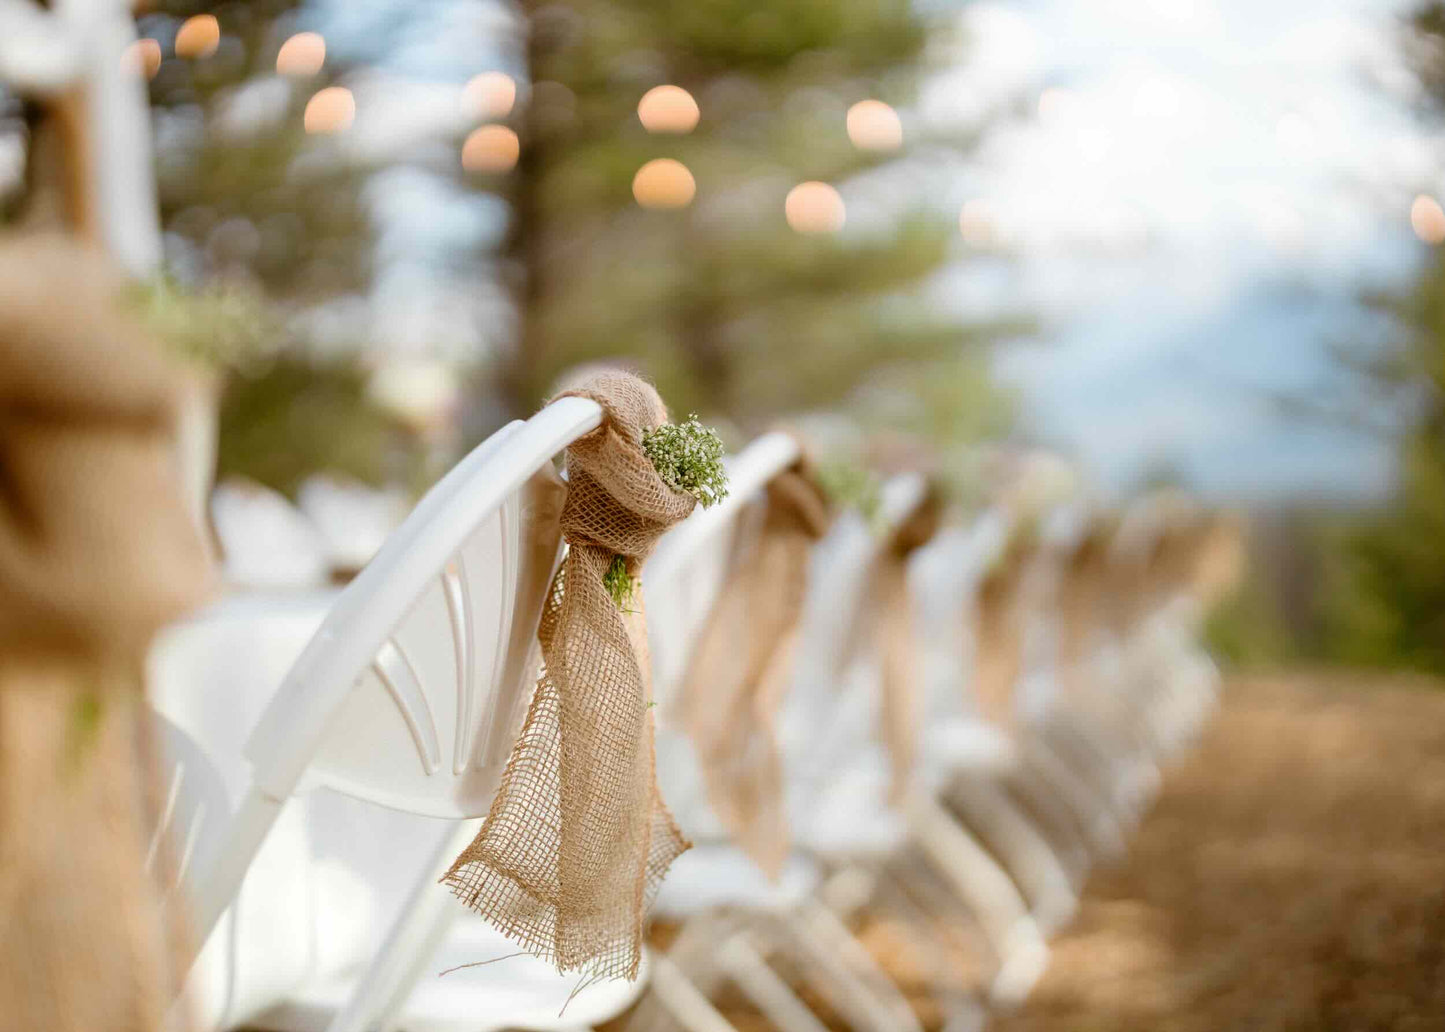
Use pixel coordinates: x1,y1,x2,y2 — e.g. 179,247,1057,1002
903,794,1050,1007
1017,739,1126,862
945,778,1077,934
717,932,833,1032
649,952,744,1032
782,896,924,1032
863,866,989,1032
1034,716,1145,826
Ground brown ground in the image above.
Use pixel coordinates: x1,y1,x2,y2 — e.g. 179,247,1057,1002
989,671,1445,1032
613,671,1445,1032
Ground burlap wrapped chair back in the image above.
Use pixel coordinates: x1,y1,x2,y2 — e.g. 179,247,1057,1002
674,455,834,879
0,236,213,1032
443,373,696,982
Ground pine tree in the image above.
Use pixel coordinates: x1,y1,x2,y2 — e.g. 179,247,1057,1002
142,1,373,300
1311,0,1445,671
487,0,1014,452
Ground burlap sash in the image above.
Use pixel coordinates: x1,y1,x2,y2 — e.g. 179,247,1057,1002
1057,519,1117,695
442,373,695,981
873,485,944,803
675,459,832,879
0,237,213,1032
971,532,1033,727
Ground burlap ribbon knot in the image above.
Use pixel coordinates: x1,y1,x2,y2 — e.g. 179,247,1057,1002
442,372,694,981
873,484,945,803
0,237,213,1032
675,456,833,879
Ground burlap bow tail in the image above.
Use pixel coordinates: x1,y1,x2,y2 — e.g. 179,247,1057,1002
1057,519,1115,700
874,484,944,803
443,373,694,980
677,458,833,879
971,527,1033,727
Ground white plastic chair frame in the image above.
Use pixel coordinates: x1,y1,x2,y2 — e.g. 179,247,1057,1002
292,426,802,1032
168,397,636,1032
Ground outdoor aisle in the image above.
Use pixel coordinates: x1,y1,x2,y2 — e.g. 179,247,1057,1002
991,672,1445,1032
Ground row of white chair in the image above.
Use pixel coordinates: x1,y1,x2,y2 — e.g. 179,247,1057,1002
146,396,1220,1031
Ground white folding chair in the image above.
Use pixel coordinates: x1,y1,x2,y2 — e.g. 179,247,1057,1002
1015,507,1153,835
774,477,1050,1013
643,437,924,1032
908,522,1079,939
947,505,1134,868
149,396,656,1031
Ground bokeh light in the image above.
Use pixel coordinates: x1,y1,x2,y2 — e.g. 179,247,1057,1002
462,125,520,173
276,32,326,77
1411,194,1445,245
123,38,162,80
785,181,846,234
637,85,700,134
464,71,517,120
846,100,902,151
175,14,221,59
632,159,696,209
959,199,997,246
304,86,355,135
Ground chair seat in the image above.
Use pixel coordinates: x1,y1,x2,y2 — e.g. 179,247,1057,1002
922,720,1017,785
794,750,908,859
654,843,821,916
258,917,650,1032
183,808,381,1031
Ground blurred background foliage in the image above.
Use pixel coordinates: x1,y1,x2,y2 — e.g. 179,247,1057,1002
492,0,1019,450
1206,0,1445,675
112,0,1015,502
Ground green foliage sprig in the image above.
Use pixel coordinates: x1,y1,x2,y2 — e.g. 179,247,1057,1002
604,555,639,612
815,460,883,528
642,415,729,509
598,415,728,611
129,276,274,372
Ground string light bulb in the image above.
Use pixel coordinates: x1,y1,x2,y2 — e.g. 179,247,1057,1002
785,181,845,234
463,125,520,173
1411,194,1445,245
277,32,326,76
638,85,700,134
123,38,162,79
633,159,696,209
175,14,220,59
464,71,517,119
846,100,902,151
304,86,355,134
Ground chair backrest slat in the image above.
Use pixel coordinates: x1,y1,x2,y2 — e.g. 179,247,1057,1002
242,396,602,818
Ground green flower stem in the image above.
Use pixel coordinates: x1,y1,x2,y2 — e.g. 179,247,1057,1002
604,554,639,611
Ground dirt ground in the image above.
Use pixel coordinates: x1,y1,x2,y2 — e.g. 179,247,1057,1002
569,671,1445,1032
988,671,1445,1032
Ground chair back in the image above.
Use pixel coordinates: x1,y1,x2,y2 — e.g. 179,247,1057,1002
243,397,603,818
643,430,802,710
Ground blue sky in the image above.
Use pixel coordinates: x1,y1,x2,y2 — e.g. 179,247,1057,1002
914,0,1438,500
